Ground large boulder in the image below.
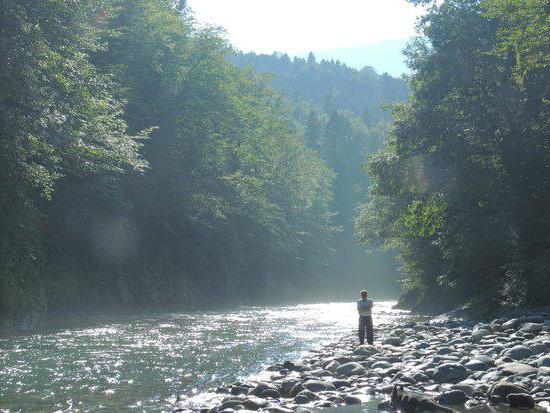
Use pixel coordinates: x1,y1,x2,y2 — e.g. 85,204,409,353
433,363,469,383
336,362,366,377
489,382,529,399
502,345,534,360
501,362,538,376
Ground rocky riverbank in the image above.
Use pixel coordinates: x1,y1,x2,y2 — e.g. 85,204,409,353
175,310,550,412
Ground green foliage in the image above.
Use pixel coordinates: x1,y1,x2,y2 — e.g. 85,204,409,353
0,0,336,324
359,0,550,307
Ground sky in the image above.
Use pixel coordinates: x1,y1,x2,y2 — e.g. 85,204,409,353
187,0,424,75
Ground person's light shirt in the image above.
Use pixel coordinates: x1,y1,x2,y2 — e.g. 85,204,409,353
357,298,373,316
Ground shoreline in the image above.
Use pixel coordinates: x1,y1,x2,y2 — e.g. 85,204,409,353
176,310,550,412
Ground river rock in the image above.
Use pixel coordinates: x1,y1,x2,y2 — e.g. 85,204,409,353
250,383,277,397
489,382,529,399
536,355,550,368
289,383,305,398
506,393,535,408
465,359,490,371
336,362,366,377
520,323,543,334
281,379,300,397
344,395,362,405
435,390,469,405
383,337,402,346
501,362,538,376
242,396,268,410
433,363,469,383
283,361,310,372
295,390,317,402
332,379,351,388
502,345,534,360
325,360,340,373
261,388,281,398
302,380,335,392
353,345,380,356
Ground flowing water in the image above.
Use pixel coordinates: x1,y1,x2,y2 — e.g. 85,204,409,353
0,301,407,412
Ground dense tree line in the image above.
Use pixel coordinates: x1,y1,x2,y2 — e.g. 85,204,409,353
0,0,336,326
357,0,550,311
232,53,410,297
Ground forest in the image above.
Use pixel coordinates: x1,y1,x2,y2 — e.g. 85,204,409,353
2,0,549,328
356,0,550,312
0,0,407,327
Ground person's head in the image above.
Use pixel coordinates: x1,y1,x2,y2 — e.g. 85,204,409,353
360,290,368,300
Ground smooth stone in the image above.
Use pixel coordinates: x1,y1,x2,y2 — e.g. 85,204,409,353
242,397,268,410
260,389,281,398
489,382,529,399
520,323,543,334
377,400,394,411
536,355,550,368
325,360,341,373
433,363,469,383
302,380,336,392
435,390,469,405
502,345,534,360
353,345,380,356
501,362,538,376
336,362,366,377
344,395,362,405
332,379,351,388
507,393,535,408
281,379,300,397
465,360,490,371
383,337,402,346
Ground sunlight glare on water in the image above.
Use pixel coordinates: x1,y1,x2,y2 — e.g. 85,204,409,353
0,301,405,412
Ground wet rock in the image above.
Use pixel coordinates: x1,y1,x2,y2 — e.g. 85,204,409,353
283,361,310,372
536,355,550,368
336,362,366,377
324,360,340,373
221,399,246,410
289,383,305,398
502,345,534,360
280,379,300,397
433,363,469,383
263,407,293,413
250,383,278,397
260,388,281,398
295,390,317,402
332,379,351,388
435,390,469,405
465,359,490,371
489,382,529,399
377,400,395,411
344,395,362,405
294,394,310,405
506,393,535,408
230,386,249,395
302,380,335,392
383,337,402,346
391,386,454,412
501,362,538,376
242,396,268,410
353,345,380,357
520,323,543,334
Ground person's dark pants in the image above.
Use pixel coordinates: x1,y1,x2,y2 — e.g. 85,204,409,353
358,315,373,345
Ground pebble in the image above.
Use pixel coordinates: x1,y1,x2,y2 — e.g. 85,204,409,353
174,309,550,413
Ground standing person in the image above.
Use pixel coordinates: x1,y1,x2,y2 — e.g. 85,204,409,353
357,290,374,345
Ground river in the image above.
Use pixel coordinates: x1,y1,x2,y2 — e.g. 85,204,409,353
0,301,407,412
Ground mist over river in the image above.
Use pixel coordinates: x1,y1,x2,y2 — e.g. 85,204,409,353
0,301,406,412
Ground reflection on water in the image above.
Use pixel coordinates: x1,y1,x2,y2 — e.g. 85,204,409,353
0,301,405,412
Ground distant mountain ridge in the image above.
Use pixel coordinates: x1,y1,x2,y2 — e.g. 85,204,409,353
294,39,410,76
230,50,409,124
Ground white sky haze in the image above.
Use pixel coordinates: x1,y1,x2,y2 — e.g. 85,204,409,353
188,0,423,54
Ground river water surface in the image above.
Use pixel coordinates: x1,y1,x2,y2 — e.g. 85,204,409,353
0,301,406,412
